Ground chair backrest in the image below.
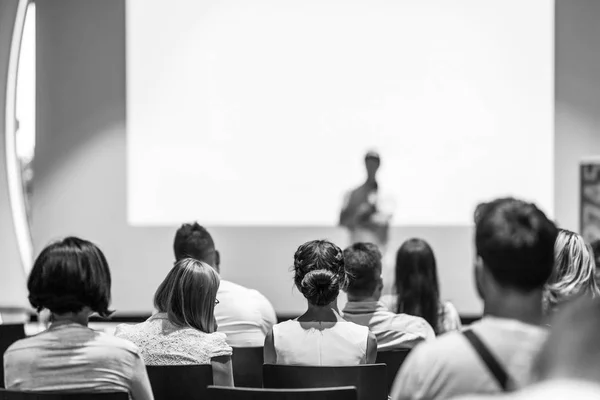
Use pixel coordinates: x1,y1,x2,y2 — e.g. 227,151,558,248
0,324,26,388
207,385,357,400
375,349,411,393
263,364,387,400
0,389,127,400
231,347,264,388
146,364,212,400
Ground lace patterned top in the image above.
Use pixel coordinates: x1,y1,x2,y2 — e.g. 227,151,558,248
115,313,232,365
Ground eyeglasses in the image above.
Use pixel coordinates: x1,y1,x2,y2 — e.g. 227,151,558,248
215,299,220,305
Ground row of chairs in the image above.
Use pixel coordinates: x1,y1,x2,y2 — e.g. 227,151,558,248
0,325,412,400
0,362,407,400
231,346,410,393
127,363,397,400
0,387,358,400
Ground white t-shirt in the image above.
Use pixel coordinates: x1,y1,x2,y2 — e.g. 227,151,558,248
272,320,369,365
4,322,153,400
215,280,277,347
391,316,548,400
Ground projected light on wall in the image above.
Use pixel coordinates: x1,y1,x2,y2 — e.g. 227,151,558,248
127,0,554,227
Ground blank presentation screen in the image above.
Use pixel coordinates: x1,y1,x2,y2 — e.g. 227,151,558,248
126,0,554,226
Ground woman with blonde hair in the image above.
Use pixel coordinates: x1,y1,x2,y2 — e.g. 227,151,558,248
116,258,233,386
544,230,600,313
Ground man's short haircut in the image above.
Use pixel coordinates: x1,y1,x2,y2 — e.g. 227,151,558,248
364,151,381,164
475,198,558,292
344,242,383,297
28,237,113,318
173,222,216,263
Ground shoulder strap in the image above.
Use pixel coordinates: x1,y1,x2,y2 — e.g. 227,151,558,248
463,329,510,391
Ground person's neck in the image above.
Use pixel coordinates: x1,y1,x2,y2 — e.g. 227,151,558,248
51,311,90,327
347,293,379,303
298,300,344,322
365,177,377,187
483,289,544,326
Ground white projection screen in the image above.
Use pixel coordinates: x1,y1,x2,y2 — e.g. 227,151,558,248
127,0,554,226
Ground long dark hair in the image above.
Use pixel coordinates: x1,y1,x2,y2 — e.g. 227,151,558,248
394,238,440,333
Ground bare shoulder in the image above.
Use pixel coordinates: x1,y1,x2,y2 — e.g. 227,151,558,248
442,301,459,315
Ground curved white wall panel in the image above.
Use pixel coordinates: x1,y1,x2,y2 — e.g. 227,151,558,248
0,0,32,316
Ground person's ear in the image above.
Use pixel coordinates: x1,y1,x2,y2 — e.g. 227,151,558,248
215,250,221,273
474,256,485,301
373,276,384,298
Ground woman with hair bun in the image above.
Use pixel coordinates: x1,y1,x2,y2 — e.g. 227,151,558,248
264,240,377,365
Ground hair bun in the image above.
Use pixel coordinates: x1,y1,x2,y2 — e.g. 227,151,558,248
300,269,339,306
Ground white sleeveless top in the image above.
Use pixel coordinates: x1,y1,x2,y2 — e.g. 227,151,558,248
273,320,369,365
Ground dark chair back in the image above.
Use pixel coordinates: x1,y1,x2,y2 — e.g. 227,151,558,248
0,390,127,400
376,349,411,393
263,364,387,400
207,385,357,400
231,347,264,388
146,364,212,400
0,324,26,388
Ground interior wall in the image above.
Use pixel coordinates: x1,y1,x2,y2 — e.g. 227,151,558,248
30,0,600,317
555,0,600,231
33,0,478,316
34,0,169,314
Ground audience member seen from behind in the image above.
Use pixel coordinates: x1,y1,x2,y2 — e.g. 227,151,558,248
544,230,600,314
457,297,600,400
264,240,377,365
116,258,233,386
4,237,154,400
391,198,558,400
381,238,461,335
173,223,277,347
342,242,435,350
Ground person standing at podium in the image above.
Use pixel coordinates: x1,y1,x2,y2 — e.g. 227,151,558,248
339,151,393,253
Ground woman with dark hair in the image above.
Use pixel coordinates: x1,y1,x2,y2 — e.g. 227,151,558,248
4,237,153,399
115,258,233,386
264,240,377,365
381,238,461,335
